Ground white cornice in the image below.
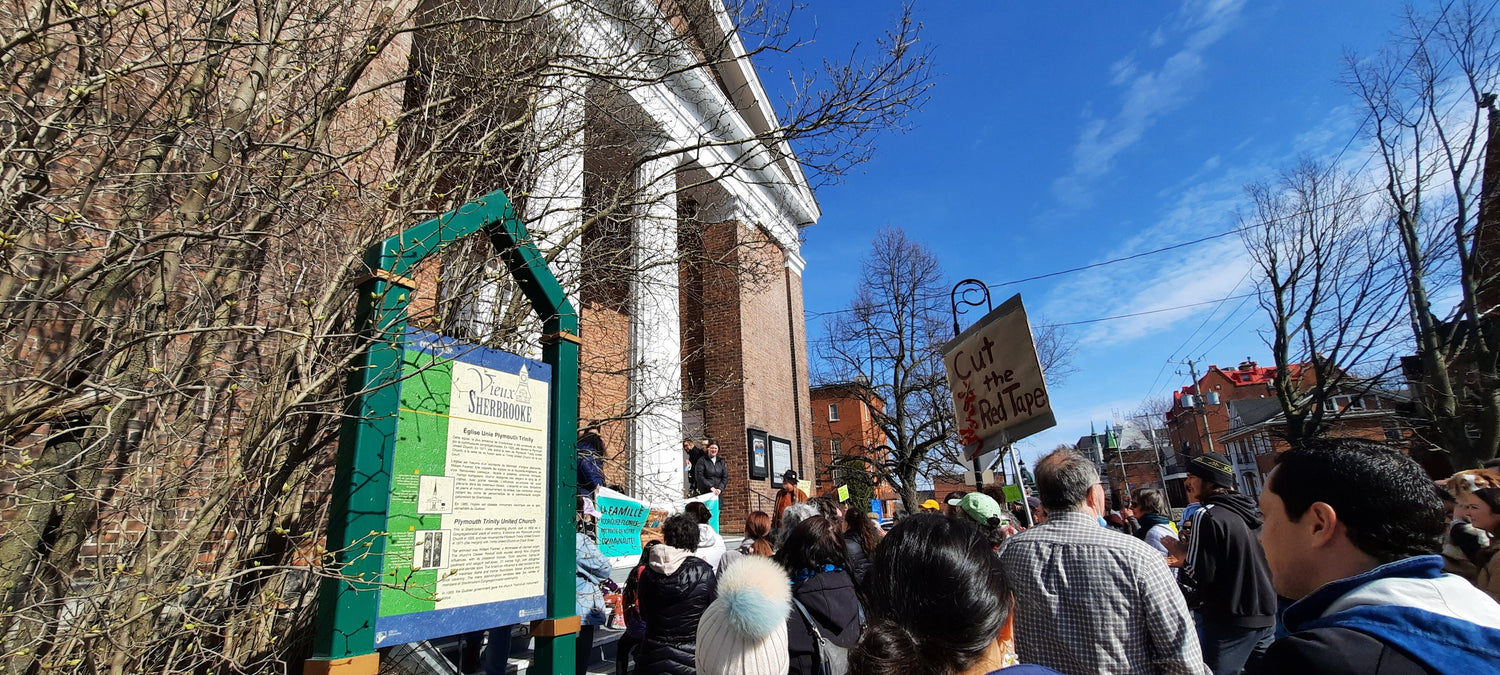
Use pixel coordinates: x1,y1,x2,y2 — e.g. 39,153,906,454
784,250,806,276
558,0,819,256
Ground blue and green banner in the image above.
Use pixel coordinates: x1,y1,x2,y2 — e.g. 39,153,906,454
595,487,719,564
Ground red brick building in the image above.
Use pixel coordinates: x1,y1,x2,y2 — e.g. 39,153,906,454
809,383,894,504
1076,424,1169,505
1165,359,1312,458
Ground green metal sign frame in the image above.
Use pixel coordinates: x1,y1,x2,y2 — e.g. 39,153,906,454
306,190,580,674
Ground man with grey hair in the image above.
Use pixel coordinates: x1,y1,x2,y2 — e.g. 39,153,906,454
998,449,1207,675
775,501,819,549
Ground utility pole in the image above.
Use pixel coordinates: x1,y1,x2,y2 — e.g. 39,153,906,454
1184,358,1216,454
1133,412,1170,491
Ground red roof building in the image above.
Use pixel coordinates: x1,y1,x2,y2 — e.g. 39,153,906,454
1164,358,1317,461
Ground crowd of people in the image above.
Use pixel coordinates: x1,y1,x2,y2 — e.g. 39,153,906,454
475,430,1500,674
601,438,1500,675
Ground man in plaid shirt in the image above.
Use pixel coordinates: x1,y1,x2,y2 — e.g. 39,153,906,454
998,449,1208,675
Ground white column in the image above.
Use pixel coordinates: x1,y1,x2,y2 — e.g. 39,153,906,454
464,75,585,356
525,75,586,298
629,154,685,503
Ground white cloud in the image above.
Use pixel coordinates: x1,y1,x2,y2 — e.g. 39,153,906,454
1052,0,1247,209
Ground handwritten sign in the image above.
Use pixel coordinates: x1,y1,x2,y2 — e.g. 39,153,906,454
942,294,1056,459
595,488,651,558
836,485,850,502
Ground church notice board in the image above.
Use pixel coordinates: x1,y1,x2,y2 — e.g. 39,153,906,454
373,329,552,647
942,294,1055,459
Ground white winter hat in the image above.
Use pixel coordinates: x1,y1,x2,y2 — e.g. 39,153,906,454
696,555,792,675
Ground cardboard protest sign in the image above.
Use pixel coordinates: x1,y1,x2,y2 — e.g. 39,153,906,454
942,294,1056,459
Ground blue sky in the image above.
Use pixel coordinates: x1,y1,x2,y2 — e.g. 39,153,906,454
769,0,1415,462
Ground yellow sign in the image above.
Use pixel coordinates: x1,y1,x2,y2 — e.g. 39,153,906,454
836,485,850,502
942,294,1056,459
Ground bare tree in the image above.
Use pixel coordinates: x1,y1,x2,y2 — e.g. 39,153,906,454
814,228,1073,510
1343,0,1500,468
0,0,932,671
1238,159,1407,448
1033,322,1079,384
815,228,950,511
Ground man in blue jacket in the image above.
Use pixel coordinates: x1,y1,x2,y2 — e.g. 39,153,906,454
1247,439,1500,675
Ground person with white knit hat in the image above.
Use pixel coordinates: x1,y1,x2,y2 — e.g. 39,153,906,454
696,555,793,675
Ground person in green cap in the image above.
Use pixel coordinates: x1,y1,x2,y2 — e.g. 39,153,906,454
952,492,1011,550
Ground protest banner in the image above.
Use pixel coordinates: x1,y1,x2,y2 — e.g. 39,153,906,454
594,487,719,565
942,294,1056,459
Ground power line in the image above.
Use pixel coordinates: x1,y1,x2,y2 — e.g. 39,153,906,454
1132,0,1470,409
1040,294,1257,328
1169,267,1252,362
804,186,1382,321
1199,306,1261,359
1184,286,1258,361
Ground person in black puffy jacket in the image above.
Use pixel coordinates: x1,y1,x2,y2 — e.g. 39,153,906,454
841,506,880,586
634,513,718,675
693,441,728,495
775,515,864,675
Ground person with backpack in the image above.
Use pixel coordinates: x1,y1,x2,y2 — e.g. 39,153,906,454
774,516,863,675
616,541,659,675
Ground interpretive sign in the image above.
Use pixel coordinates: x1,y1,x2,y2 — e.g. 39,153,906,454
373,330,552,647
942,294,1055,459
769,435,793,480
747,428,769,480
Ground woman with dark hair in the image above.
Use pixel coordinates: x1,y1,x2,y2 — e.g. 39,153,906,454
849,514,1061,675
773,516,864,675
634,514,718,675
843,506,881,585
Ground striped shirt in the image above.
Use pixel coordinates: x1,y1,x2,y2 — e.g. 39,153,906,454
997,510,1209,675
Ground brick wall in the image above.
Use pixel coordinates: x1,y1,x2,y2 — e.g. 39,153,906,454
579,303,632,490
682,221,812,533
808,385,891,498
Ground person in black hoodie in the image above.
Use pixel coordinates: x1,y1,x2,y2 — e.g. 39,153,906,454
1164,453,1277,675
635,514,717,675
774,515,864,675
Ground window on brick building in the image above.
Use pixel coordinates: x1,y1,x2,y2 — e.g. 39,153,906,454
831,439,842,456
828,404,840,422
1322,394,1366,412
